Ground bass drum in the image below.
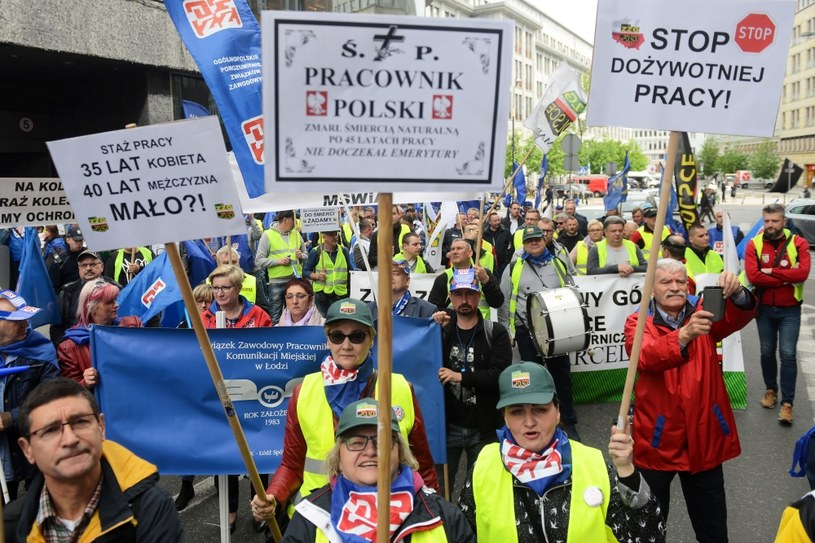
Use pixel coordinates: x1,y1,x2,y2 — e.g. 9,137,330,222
527,288,590,358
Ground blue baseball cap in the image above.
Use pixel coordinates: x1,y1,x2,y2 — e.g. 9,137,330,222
0,290,42,321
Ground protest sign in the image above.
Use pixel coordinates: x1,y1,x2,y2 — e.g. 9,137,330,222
587,0,795,136
351,270,441,304
300,208,341,233
93,316,445,474
261,12,512,193
0,178,74,228
46,117,246,252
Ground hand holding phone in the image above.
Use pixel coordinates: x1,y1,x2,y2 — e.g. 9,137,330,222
702,286,724,322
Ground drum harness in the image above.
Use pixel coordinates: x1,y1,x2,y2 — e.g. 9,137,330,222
515,256,575,330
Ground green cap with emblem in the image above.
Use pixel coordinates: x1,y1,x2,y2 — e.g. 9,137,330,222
324,298,374,328
335,398,401,436
496,361,557,409
522,226,545,242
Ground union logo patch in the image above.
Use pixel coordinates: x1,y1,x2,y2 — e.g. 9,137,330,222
511,371,530,388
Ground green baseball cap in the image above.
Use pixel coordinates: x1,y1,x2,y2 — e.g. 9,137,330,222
522,226,545,242
324,298,374,328
496,361,557,409
335,399,401,436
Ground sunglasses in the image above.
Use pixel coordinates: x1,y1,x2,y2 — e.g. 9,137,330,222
327,330,369,345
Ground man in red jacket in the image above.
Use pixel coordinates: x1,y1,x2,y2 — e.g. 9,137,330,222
625,258,756,543
745,203,811,425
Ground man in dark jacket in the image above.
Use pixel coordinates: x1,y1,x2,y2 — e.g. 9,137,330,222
368,260,437,318
482,212,512,278
437,270,511,495
6,378,183,542
0,291,60,500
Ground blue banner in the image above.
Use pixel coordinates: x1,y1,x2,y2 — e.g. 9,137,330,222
534,154,548,210
604,151,630,211
183,240,217,287
513,162,526,204
165,0,265,198
92,317,445,475
116,252,183,323
16,228,59,327
182,99,211,119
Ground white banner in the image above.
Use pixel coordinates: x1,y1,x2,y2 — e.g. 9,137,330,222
587,0,795,136
350,270,442,305
0,178,75,228
262,12,512,193
300,208,341,233
46,117,246,252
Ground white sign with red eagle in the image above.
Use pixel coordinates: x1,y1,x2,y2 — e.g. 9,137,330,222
587,0,795,136
261,12,512,193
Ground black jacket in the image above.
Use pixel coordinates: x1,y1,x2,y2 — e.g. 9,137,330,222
441,314,511,438
482,225,513,276
428,269,504,311
284,479,474,542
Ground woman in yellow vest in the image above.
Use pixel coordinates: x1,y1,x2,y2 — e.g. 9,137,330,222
459,362,666,543
271,399,474,542
253,299,439,524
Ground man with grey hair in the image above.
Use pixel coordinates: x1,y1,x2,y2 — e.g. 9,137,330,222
587,216,646,276
624,259,755,542
745,202,811,424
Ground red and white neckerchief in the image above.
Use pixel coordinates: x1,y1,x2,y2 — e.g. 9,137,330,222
321,357,359,386
500,438,563,484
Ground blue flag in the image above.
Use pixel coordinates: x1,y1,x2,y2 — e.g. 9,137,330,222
183,240,216,287
217,234,254,273
165,0,264,198
93,317,446,474
604,152,630,211
116,252,183,323
534,155,548,209
457,200,481,214
181,100,211,119
513,162,527,204
738,217,763,259
16,228,59,327
263,212,277,231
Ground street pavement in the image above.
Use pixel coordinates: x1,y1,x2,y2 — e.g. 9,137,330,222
110,198,815,540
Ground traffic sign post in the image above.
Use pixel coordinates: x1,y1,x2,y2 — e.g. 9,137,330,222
560,134,582,201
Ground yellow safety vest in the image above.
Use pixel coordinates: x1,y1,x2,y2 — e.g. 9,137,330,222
637,225,670,260
740,229,804,301
206,274,257,304
112,247,152,284
683,247,724,276
312,248,349,296
445,268,491,319
479,240,495,273
398,224,411,249
596,239,639,268
265,229,304,279
296,372,415,504
513,229,525,251
507,256,567,336
395,252,428,274
575,241,590,275
472,441,616,543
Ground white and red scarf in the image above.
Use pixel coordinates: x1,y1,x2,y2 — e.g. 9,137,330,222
498,426,572,496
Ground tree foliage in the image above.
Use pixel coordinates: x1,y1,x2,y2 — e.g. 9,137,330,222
717,147,750,174
577,139,647,174
750,141,780,180
697,138,720,176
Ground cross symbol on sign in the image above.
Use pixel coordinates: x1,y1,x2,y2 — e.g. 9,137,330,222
373,25,404,61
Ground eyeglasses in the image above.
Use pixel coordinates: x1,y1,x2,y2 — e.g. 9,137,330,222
344,433,397,451
286,293,308,300
327,330,369,345
28,413,97,441
211,285,235,293
540,229,554,234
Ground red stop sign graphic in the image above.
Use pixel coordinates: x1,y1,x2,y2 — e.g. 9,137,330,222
735,13,776,53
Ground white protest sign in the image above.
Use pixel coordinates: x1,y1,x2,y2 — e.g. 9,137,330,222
0,178,75,228
587,0,795,136
301,208,340,233
351,270,441,304
46,117,246,252
262,12,512,193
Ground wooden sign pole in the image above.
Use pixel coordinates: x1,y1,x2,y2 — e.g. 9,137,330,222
164,242,283,542
617,131,681,429
375,194,394,543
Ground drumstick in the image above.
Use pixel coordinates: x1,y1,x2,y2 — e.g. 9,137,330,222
617,132,681,429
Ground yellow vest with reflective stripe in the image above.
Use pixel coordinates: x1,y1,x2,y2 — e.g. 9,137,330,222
395,252,428,274
472,441,617,543
479,240,495,273
742,229,804,301
575,241,590,275
206,274,257,303
507,257,567,336
112,247,152,284
297,372,415,503
444,268,491,319
596,239,639,268
637,225,670,260
312,248,349,296
684,247,724,276
513,229,525,250
265,229,304,279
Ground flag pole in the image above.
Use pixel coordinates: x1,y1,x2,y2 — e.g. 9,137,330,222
164,242,283,542
617,131,681,429
376,194,394,543
474,193,486,265
483,145,536,223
